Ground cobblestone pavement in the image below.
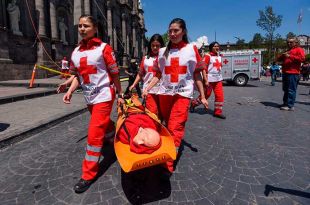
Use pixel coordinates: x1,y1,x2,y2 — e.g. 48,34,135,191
0,80,309,205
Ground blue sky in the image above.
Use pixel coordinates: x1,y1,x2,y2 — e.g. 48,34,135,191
142,0,310,44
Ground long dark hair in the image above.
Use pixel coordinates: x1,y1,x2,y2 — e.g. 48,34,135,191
164,18,189,58
79,14,98,27
208,41,220,53
146,34,165,58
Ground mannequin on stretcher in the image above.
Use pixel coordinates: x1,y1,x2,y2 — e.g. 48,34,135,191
114,94,177,172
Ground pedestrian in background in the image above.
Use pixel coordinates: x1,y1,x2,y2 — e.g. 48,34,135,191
129,34,165,115
60,56,69,79
270,61,280,86
62,14,124,193
190,41,226,119
125,59,142,97
277,37,305,111
142,18,207,173
301,61,310,81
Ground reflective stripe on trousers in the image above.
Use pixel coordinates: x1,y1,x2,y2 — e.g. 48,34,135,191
82,101,114,180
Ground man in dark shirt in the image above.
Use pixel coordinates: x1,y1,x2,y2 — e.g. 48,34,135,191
125,59,142,97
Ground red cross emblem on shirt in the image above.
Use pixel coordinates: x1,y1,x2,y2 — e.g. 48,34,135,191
213,59,222,71
252,57,258,63
223,59,229,65
164,57,187,83
77,57,97,84
147,65,156,75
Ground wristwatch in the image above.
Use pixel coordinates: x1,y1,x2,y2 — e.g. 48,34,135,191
117,93,124,98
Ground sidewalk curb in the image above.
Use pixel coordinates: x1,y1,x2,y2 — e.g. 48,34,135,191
0,82,58,88
0,89,57,105
0,107,88,150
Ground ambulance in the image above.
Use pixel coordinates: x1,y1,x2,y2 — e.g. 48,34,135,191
220,49,264,86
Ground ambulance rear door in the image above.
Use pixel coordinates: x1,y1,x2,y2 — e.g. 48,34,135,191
221,55,233,80
249,51,261,79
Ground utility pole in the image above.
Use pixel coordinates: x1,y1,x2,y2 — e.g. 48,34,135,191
215,31,217,42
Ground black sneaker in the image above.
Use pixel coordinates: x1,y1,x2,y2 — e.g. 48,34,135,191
213,114,226,119
74,179,93,193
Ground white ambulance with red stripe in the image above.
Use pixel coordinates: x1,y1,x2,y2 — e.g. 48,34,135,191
220,49,264,86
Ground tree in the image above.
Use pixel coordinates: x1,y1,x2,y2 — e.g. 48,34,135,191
256,6,282,63
273,34,286,49
162,33,169,45
306,54,310,62
286,32,296,39
236,38,245,45
249,33,264,48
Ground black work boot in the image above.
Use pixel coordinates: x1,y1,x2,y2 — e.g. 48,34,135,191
74,178,93,193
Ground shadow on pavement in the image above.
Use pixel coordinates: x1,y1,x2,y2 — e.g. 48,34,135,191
76,135,88,143
174,139,198,169
295,101,310,106
121,166,171,205
0,123,10,132
264,184,310,198
223,82,259,87
260,101,281,108
97,143,117,178
191,107,213,115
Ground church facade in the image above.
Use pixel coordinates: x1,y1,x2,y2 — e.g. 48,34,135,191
0,0,147,80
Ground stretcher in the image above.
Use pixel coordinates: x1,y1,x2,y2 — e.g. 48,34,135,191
114,95,177,173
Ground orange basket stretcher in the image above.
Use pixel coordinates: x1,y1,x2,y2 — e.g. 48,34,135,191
114,95,177,173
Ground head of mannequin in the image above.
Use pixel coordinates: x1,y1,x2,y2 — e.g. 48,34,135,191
133,127,160,147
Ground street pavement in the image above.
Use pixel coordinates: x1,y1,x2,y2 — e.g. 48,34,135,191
0,79,309,204
0,78,87,148
0,77,128,148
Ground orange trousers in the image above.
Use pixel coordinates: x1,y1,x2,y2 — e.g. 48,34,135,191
159,94,190,147
145,93,160,116
82,100,115,180
192,81,224,115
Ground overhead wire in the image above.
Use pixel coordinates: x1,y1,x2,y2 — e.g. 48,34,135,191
93,0,127,52
25,0,61,69
25,0,141,71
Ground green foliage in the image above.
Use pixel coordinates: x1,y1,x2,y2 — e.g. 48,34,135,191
162,33,169,45
306,54,310,62
256,6,282,40
256,6,283,63
235,38,247,49
286,32,296,39
273,34,286,49
249,33,265,48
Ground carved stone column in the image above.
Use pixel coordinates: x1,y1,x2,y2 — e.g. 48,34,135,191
121,13,127,66
132,22,137,58
107,1,113,46
74,0,82,42
0,30,12,63
35,0,46,37
84,0,90,14
0,0,7,29
35,0,49,65
50,2,58,40
0,0,11,63
126,35,129,59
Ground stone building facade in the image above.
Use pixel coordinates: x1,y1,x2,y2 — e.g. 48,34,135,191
0,0,147,80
